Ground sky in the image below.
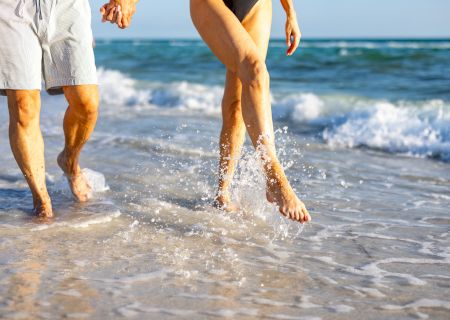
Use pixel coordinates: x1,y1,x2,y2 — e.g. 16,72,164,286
92,0,450,39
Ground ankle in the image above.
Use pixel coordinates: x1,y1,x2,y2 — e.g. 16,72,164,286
34,193,52,207
266,171,291,192
215,189,231,201
58,149,80,175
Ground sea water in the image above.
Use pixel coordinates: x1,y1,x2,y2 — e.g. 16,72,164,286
0,39,449,319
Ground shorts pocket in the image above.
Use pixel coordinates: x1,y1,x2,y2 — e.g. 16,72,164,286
15,0,26,18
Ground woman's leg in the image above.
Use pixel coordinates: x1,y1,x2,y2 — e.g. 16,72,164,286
215,0,271,210
191,0,310,223
214,70,246,210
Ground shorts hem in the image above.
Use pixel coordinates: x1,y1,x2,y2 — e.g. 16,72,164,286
46,77,98,95
0,81,41,96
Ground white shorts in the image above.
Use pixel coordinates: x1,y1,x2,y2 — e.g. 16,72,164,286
0,0,97,95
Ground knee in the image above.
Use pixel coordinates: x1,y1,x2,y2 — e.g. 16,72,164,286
70,90,99,119
238,55,269,88
8,92,40,128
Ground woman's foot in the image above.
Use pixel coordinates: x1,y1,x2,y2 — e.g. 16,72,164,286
213,192,240,212
57,151,92,202
266,172,311,224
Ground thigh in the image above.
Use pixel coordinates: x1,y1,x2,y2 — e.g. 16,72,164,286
190,0,267,73
221,0,272,109
242,0,272,60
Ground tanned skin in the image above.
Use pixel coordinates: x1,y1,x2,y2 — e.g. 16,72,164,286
101,0,311,223
6,85,98,219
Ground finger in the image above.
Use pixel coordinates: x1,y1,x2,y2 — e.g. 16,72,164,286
106,3,116,10
122,18,129,29
286,34,295,55
116,10,123,28
103,2,116,16
111,10,119,24
292,33,301,55
286,31,291,47
106,7,116,21
101,4,108,22
112,5,121,24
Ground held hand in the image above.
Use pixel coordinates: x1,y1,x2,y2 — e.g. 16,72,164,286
285,12,301,56
100,0,137,29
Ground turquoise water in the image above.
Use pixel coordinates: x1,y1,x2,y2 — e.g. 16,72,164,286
95,39,450,161
0,39,449,319
95,39,450,100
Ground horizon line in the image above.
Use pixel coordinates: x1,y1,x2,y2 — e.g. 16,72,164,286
94,36,450,41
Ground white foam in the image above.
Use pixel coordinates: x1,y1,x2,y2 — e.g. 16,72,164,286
97,68,450,161
295,41,450,50
327,305,354,313
95,269,168,284
324,100,450,160
381,298,450,319
267,314,322,320
97,68,150,107
97,68,221,113
31,210,121,231
281,92,450,161
52,168,109,197
277,93,324,122
149,81,222,113
305,254,443,287
83,168,110,193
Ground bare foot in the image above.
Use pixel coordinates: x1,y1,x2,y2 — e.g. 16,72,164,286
213,192,240,212
57,151,92,202
266,176,311,224
32,199,53,219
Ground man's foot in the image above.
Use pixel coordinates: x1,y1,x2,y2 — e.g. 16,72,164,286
33,199,53,219
57,151,92,202
213,192,240,212
266,176,311,224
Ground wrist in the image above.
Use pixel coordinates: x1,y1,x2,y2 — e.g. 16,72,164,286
286,10,296,19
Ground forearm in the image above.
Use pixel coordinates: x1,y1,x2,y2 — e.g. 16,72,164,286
280,0,296,17
113,0,139,5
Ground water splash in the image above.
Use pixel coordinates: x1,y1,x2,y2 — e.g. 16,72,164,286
227,129,308,240
52,168,109,198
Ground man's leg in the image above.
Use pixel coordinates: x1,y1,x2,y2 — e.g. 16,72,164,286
57,85,99,202
6,90,53,218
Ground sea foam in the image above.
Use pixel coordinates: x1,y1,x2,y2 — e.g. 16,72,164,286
97,68,450,161
279,93,450,161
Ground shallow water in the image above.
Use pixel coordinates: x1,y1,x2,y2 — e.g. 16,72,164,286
0,40,449,319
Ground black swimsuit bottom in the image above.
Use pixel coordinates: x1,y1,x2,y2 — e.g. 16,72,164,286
224,0,259,22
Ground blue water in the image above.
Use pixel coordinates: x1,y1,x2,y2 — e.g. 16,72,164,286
1,39,449,319
94,39,450,161
95,39,450,100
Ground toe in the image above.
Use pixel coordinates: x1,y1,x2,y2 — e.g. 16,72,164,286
287,210,296,221
301,204,311,223
293,210,301,222
279,206,288,217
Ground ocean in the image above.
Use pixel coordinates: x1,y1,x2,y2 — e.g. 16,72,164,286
0,39,449,319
